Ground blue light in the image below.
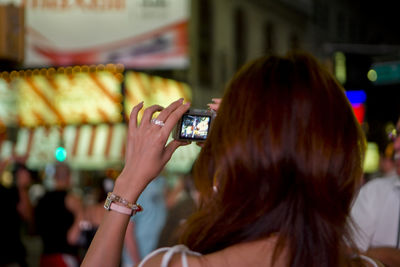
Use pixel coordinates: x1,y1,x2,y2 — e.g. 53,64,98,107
345,90,366,104
55,147,67,162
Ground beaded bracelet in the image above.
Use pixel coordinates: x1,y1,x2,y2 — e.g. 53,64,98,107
104,192,143,215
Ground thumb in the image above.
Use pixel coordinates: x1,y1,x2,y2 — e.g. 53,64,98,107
162,140,191,163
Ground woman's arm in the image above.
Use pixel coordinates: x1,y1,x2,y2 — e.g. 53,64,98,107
81,99,190,267
124,220,141,263
366,247,400,267
65,193,84,245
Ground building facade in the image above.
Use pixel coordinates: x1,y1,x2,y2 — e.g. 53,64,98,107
187,0,394,108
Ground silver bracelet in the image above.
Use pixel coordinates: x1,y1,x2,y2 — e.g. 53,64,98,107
104,192,143,214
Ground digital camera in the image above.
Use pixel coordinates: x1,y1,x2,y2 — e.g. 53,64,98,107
172,109,216,142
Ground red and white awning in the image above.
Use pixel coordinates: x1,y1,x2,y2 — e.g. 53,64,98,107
0,123,126,170
0,122,200,172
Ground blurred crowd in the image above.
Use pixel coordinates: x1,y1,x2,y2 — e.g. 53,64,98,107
0,158,197,267
1,114,399,267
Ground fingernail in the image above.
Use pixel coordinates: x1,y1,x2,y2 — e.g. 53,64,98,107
179,98,184,102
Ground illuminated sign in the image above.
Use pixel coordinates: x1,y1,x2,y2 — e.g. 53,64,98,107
345,90,366,124
55,146,67,162
15,68,123,127
123,71,192,120
0,78,17,126
0,0,189,68
0,122,200,171
0,67,197,171
124,71,196,173
363,142,379,173
334,52,346,84
369,61,400,84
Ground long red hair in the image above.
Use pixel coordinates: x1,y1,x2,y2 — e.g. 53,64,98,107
179,52,366,267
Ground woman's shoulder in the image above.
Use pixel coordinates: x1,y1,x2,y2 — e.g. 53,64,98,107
137,245,202,267
356,254,385,267
138,237,282,267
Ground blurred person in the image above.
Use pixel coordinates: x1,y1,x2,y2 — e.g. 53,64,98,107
78,176,111,253
121,175,167,267
379,143,396,177
367,142,396,182
12,162,35,226
35,162,83,267
0,161,34,267
351,117,400,267
82,52,379,267
157,169,198,247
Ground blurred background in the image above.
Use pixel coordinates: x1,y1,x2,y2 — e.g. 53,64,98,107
0,0,399,266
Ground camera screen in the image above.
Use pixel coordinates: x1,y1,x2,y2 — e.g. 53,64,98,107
179,114,211,140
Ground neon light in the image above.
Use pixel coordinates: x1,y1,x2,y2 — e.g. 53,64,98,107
334,52,347,84
55,147,67,162
345,90,366,104
352,103,365,124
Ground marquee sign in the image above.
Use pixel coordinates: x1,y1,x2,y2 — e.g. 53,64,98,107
123,70,192,120
14,69,123,127
0,123,200,172
0,0,190,68
0,64,196,170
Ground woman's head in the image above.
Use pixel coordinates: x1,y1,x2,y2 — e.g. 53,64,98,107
181,52,366,266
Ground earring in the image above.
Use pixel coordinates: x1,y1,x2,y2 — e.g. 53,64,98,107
212,170,220,193
213,184,218,193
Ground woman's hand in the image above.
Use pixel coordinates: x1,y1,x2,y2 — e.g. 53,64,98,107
196,98,221,148
207,98,221,112
116,98,191,200
82,99,190,267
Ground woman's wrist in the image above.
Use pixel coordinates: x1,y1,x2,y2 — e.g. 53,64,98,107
112,172,148,203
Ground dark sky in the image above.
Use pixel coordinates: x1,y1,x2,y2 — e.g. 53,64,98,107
363,0,400,44
345,0,400,148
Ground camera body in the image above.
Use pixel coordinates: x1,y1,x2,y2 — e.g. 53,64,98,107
173,109,216,142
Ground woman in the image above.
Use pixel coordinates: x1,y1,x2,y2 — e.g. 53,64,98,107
82,52,378,266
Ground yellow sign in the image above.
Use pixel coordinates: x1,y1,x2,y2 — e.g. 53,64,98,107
124,71,192,120
16,71,122,126
0,78,17,126
124,71,196,174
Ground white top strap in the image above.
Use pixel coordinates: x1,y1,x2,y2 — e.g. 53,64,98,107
138,245,201,267
358,255,379,267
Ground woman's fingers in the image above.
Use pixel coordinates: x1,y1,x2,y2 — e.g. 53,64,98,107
163,140,191,163
207,98,222,112
155,98,184,123
121,100,193,187
128,101,144,132
207,103,219,111
162,102,191,134
141,104,164,127
127,99,189,150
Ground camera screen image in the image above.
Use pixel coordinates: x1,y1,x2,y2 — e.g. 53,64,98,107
179,114,211,140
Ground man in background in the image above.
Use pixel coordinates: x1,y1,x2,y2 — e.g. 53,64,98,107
0,161,34,267
35,162,83,267
351,117,400,267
